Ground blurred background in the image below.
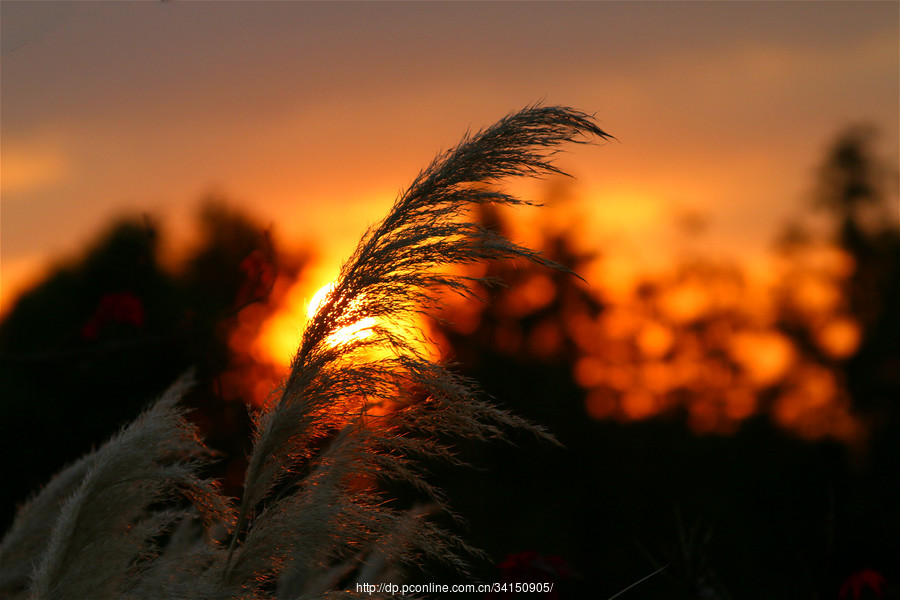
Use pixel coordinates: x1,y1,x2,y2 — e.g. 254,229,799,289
2,2,898,598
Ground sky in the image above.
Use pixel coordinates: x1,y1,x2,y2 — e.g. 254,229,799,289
2,1,898,315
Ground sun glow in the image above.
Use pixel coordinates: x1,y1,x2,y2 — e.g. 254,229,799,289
253,267,440,369
250,274,375,368
307,282,378,348
306,283,332,320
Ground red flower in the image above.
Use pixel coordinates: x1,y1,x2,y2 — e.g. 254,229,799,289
839,569,887,600
81,291,145,340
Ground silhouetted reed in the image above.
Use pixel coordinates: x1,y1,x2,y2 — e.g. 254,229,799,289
0,105,610,599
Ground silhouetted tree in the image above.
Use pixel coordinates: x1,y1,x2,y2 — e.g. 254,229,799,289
431,127,900,598
800,125,900,592
0,197,299,533
815,126,900,419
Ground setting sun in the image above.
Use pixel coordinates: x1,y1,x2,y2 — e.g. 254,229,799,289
306,282,377,348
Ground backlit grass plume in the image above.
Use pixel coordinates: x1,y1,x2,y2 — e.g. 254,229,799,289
0,105,611,599
0,375,231,599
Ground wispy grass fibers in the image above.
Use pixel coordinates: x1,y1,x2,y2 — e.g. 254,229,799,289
0,105,611,599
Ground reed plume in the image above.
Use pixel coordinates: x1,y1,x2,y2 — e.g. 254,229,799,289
0,105,611,599
0,374,231,599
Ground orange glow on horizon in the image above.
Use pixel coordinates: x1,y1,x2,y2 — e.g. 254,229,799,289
1,0,894,453
475,230,869,443
1,167,870,442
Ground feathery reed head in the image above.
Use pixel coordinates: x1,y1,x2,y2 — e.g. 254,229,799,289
231,105,611,589
2,105,611,599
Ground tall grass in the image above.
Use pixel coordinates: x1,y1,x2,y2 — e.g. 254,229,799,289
0,105,611,599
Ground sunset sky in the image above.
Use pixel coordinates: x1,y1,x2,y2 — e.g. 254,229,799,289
2,1,898,315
